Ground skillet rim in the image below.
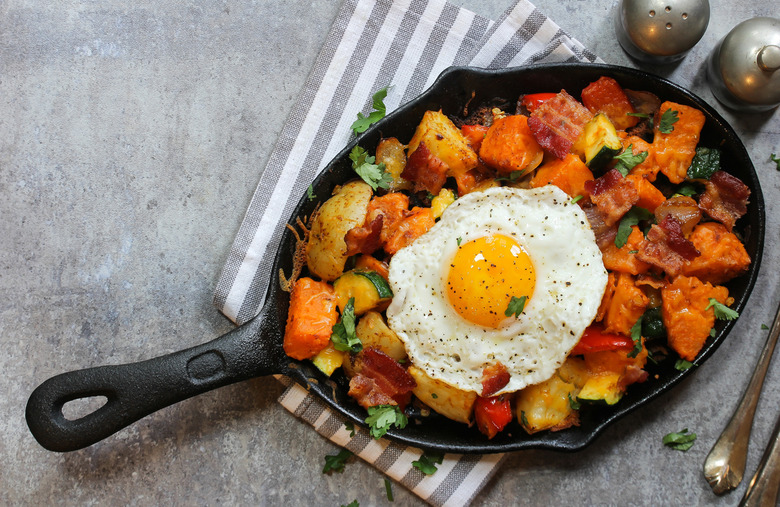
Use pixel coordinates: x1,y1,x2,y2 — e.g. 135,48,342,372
270,63,765,454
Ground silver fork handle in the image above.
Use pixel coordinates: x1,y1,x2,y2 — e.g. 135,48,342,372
703,299,780,494
740,411,780,507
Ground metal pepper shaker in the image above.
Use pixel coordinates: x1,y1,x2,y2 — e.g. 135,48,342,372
707,17,780,113
614,0,710,63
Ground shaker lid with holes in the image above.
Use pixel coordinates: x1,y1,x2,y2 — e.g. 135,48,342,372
707,17,780,112
614,0,710,63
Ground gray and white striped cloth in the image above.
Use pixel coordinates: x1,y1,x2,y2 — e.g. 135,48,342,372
214,0,597,504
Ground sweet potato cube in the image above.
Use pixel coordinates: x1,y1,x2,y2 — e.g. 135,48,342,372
598,272,649,336
681,222,751,285
600,225,652,275
283,278,339,360
653,102,706,184
479,115,544,175
530,153,594,198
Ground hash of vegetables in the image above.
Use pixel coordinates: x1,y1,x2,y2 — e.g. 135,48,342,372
282,75,751,440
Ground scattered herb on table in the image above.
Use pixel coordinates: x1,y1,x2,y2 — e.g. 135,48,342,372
663,428,697,451
344,421,356,437
770,153,780,171
351,86,389,134
412,451,444,475
323,449,354,474
384,478,394,501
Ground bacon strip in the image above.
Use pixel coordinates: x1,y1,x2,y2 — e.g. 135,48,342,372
584,169,639,226
698,170,750,231
345,193,410,255
348,348,416,409
582,204,617,249
527,90,593,159
401,141,448,194
345,215,383,256
636,215,700,276
481,362,510,397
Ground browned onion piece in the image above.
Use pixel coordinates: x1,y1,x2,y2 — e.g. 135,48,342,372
654,195,702,236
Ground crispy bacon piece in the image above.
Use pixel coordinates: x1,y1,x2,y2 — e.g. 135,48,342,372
348,348,416,409
636,215,700,276
698,170,750,231
619,365,649,389
345,215,383,256
481,362,510,397
401,141,448,194
582,204,618,249
584,169,639,226
527,90,593,159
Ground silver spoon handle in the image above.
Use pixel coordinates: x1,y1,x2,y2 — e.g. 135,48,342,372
703,299,780,494
740,410,780,507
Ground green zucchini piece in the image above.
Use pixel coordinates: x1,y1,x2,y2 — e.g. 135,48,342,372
572,113,623,170
333,269,392,315
577,373,624,405
355,270,393,298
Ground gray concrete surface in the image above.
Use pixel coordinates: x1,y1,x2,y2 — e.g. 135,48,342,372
2,0,779,505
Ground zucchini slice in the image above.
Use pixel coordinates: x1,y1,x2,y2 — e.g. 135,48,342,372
577,372,624,405
572,113,622,170
333,269,392,315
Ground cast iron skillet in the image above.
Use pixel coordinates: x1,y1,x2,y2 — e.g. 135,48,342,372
26,64,765,454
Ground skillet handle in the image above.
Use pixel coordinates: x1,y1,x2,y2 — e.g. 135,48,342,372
26,310,288,453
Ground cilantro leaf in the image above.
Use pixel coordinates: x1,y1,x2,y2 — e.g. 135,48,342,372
384,478,394,501
504,295,528,318
615,207,654,248
568,392,581,410
762,324,770,330
323,448,353,474
771,153,780,171
663,428,697,451
687,147,721,180
456,237,462,246
628,316,643,358
627,112,650,119
306,184,316,201
613,144,649,176
365,405,408,439
674,182,700,197
350,87,389,134
570,195,583,204
706,298,739,320
658,109,679,134
331,298,362,353
412,451,444,475
674,359,694,371
342,501,359,507
496,170,525,182
349,146,392,190
520,410,529,428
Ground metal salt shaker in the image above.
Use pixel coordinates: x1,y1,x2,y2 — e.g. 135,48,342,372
614,0,710,63
707,17,780,113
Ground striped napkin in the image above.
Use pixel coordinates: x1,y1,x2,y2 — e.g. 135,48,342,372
214,0,597,504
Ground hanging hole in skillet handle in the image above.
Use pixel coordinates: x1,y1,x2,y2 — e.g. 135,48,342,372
25,304,290,453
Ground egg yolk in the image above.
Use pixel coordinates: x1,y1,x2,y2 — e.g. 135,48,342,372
446,234,536,328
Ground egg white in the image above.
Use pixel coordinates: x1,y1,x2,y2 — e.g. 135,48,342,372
386,185,607,396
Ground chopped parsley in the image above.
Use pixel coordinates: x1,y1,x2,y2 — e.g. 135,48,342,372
431,393,438,399
568,392,581,410
762,324,770,330
674,359,694,371
570,195,584,204
674,182,700,197
349,146,392,190
350,86,389,134
706,298,739,320
771,153,780,171
331,298,362,353
412,451,444,475
615,207,654,248
344,421,356,437
306,184,316,201
658,108,679,134
342,501,359,507
365,405,408,439
384,478,394,501
628,316,643,358
504,295,528,318
627,112,650,119
613,144,649,176
323,448,353,474
456,237,463,246
520,410,529,428
687,147,721,180
663,428,697,451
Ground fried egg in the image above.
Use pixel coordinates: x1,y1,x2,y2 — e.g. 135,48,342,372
386,185,607,396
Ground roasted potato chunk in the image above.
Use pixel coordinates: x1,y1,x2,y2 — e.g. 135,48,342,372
408,366,477,424
407,110,478,177
306,180,372,281
516,374,579,434
355,311,406,362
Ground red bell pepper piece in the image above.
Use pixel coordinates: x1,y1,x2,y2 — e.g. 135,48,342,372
520,92,557,113
474,395,512,439
461,124,489,153
569,324,634,356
